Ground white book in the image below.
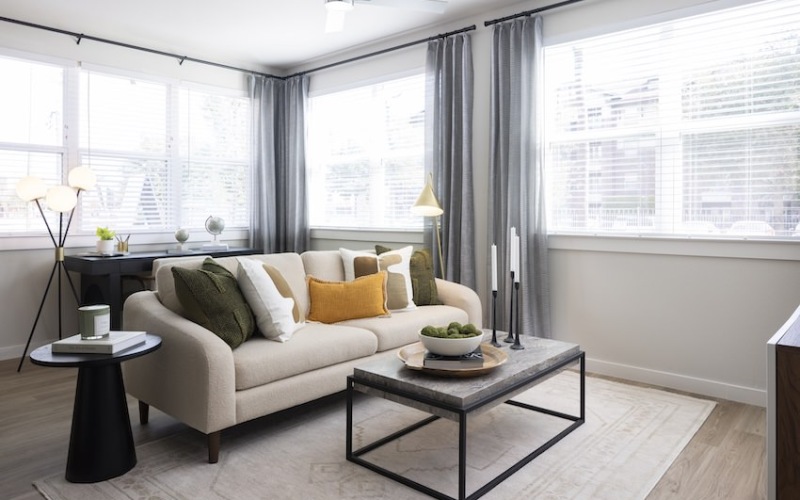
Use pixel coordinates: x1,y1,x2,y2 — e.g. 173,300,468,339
52,331,147,354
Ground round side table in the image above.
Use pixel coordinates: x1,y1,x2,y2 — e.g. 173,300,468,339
30,334,161,483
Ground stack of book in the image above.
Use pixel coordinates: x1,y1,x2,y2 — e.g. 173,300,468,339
52,331,147,354
423,347,484,369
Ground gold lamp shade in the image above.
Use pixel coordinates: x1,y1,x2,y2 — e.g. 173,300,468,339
411,179,443,217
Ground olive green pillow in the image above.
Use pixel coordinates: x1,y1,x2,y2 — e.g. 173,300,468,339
376,245,441,306
172,257,255,349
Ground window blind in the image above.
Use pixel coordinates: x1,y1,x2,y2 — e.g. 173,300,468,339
544,0,800,238
0,55,65,234
308,73,425,230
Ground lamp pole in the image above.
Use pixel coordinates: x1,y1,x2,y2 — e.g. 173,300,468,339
16,167,95,371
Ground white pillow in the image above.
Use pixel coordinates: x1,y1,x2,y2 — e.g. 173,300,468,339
339,246,415,310
378,245,415,310
237,257,300,342
339,248,376,281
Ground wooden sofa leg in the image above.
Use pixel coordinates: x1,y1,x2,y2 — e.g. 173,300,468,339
208,431,221,463
138,401,150,425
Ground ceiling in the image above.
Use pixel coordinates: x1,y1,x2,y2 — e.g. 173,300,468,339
1,0,527,73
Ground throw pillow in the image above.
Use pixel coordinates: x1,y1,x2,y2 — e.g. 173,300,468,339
172,257,255,349
339,248,376,281
340,246,415,310
263,263,303,323
237,258,301,343
307,271,389,324
376,245,441,306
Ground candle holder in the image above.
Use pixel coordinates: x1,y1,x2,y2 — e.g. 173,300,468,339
511,280,525,350
504,271,515,343
490,290,501,347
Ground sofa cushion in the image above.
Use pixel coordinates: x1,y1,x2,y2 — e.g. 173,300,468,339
340,304,469,351
376,245,441,306
232,323,378,390
171,257,255,349
301,250,346,282
237,257,300,343
307,272,389,323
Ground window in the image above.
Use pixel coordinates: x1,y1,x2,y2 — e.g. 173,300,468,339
544,0,800,239
308,73,425,230
0,55,65,233
0,56,251,239
78,70,251,234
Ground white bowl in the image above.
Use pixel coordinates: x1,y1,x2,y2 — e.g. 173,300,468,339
419,331,483,356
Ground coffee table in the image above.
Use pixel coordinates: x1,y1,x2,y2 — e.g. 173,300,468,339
346,335,584,500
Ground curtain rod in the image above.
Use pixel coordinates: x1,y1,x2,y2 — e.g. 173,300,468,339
0,15,284,80
289,24,476,78
1,15,475,82
484,0,586,26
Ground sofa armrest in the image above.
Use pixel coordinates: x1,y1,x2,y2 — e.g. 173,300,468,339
122,291,237,434
435,279,482,327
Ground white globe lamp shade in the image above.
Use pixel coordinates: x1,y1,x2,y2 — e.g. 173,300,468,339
16,176,48,201
46,185,78,213
68,166,97,190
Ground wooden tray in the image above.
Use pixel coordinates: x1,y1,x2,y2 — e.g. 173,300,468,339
398,342,508,377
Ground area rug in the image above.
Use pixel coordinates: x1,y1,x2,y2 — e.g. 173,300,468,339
34,372,715,500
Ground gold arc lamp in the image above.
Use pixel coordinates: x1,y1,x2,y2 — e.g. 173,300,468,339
15,166,97,371
411,172,445,279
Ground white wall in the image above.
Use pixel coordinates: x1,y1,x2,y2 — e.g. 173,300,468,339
2,0,798,407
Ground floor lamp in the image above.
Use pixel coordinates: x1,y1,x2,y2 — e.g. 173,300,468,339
411,173,445,279
16,166,97,372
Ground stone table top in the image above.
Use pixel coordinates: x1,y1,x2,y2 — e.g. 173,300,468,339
352,334,581,418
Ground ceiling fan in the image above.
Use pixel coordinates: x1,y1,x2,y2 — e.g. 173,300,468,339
324,0,448,33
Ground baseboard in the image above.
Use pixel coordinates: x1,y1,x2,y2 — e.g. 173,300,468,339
586,357,766,407
0,340,50,363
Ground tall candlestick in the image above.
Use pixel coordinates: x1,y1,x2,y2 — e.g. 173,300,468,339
509,227,517,275
513,234,520,283
490,244,498,291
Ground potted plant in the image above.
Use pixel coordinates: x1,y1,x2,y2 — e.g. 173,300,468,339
96,226,116,255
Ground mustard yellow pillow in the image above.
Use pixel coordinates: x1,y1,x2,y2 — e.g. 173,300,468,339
307,272,389,324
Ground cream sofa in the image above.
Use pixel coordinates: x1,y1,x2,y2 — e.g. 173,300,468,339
122,250,482,462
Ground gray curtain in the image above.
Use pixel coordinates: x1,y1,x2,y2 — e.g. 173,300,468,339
490,16,551,338
249,74,310,253
425,33,475,289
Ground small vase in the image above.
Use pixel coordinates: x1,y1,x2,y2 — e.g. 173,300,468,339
96,239,115,255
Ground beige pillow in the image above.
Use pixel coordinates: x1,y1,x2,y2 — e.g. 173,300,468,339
263,264,303,323
307,272,389,324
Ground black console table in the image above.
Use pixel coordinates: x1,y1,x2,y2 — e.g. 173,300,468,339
64,247,260,329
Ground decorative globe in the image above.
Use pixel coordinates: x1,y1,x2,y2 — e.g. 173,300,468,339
174,228,190,243
205,216,225,241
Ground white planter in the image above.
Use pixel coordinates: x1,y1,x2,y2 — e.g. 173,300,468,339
96,239,115,255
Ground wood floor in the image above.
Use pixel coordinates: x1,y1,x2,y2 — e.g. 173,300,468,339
0,358,766,500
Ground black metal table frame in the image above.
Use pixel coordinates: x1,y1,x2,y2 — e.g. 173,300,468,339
346,351,585,500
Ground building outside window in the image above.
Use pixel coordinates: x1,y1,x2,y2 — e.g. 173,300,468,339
544,0,800,239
